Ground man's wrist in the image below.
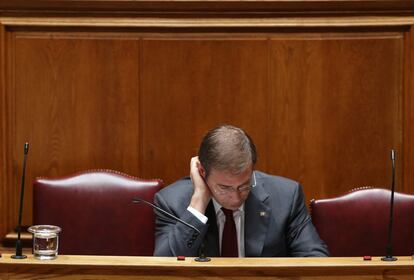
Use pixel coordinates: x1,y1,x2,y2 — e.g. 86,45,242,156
187,206,208,224
189,193,210,214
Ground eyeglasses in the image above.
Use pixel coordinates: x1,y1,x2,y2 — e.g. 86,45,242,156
211,171,257,195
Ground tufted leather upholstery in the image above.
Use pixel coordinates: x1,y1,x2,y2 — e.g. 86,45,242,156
33,170,163,256
310,187,414,257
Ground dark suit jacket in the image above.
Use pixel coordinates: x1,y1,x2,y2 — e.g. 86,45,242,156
154,171,329,257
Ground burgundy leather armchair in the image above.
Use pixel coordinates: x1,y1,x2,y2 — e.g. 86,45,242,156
33,170,163,256
310,187,414,256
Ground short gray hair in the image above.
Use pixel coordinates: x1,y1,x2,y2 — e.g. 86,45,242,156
198,125,257,177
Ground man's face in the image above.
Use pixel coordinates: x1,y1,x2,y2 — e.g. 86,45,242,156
204,165,253,210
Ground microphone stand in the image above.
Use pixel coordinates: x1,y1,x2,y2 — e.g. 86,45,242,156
133,197,211,262
381,149,397,261
11,142,29,259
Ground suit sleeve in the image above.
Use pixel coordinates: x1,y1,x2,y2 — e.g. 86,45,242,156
286,184,330,257
153,191,209,257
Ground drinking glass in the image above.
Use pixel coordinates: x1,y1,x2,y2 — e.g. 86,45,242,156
28,225,61,260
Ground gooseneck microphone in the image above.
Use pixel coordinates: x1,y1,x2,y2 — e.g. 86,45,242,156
132,197,210,262
11,142,29,259
381,149,397,262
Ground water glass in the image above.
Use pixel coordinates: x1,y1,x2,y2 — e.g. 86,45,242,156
28,225,62,260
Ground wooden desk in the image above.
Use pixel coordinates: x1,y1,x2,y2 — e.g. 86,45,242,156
0,254,413,279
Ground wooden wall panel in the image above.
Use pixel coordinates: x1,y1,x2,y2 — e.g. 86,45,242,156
140,38,269,183
0,15,412,240
7,33,141,226
267,34,403,200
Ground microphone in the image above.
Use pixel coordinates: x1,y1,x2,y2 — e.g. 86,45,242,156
11,142,29,259
381,149,397,261
132,197,210,262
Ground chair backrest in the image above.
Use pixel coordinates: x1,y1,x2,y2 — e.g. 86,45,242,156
33,169,163,256
310,187,414,257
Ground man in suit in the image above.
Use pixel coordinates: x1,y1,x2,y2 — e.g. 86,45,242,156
154,125,329,257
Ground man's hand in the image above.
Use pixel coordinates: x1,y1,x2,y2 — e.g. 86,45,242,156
189,156,211,214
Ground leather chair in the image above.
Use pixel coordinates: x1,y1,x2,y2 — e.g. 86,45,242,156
310,187,414,256
33,170,163,256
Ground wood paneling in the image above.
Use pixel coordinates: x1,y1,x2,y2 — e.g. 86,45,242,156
404,27,414,197
140,38,268,182
0,9,413,242
7,33,141,227
2,16,414,29
0,23,8,240
140,33,404,201
267,34,403,200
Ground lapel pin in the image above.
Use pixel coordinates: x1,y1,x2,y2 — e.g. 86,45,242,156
259,211,267,217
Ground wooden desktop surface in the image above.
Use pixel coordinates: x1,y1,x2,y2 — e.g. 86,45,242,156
0,254,414,279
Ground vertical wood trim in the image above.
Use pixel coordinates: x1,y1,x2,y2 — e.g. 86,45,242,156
0,24,15,239
264,37,270,174
403,26,414,194
6,27,16,237
396,32,404,194
138,38,142,178
0,23,7,239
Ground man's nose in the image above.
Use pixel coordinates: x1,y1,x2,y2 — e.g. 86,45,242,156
231,190,242,201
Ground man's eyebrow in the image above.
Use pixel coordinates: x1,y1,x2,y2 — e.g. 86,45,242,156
217,178,251,188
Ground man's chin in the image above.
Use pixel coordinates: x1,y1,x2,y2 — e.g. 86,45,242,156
212,195,244,210
222,204,242,211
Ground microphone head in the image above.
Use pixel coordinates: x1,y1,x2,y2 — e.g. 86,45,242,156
24,142,29,154
391,149,395,161
132,197,142,203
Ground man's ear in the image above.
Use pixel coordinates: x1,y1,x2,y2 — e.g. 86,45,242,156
197,161,207,178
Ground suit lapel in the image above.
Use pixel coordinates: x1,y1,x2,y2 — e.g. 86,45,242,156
244,182,270,257
204,201,220,257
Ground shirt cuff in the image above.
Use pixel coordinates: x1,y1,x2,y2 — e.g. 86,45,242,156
187,206,208,224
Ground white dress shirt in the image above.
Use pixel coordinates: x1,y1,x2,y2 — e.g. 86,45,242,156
187,199,245,257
